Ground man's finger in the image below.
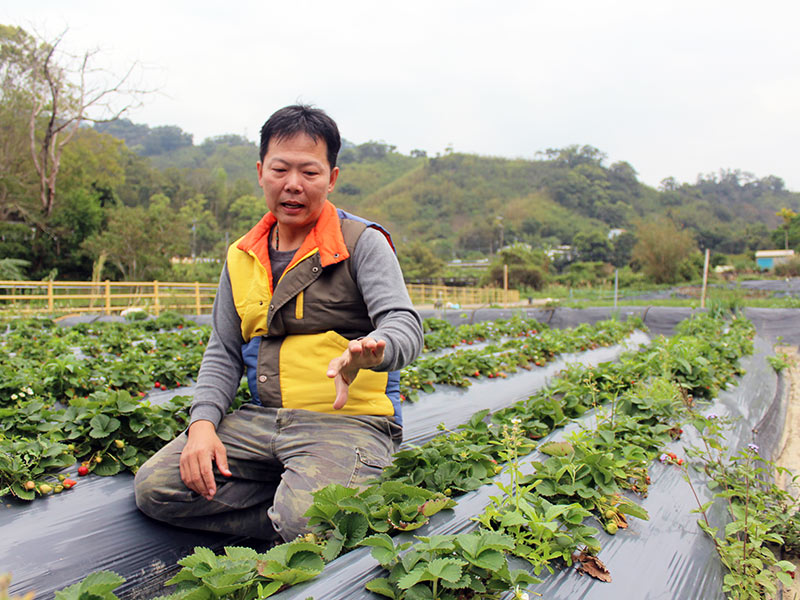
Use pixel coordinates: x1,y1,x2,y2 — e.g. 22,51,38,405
183,455,205,497
327,355,348,379
199,458,216,499
332,374,349,410
215,446,232,477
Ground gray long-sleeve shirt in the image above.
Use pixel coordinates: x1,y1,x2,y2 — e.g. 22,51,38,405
189,227,423,428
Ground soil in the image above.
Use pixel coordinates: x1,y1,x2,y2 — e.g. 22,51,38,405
773,346,800,598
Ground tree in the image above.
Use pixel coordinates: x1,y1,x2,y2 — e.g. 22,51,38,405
610,231,636,267
483,243,549,291
178,194,220,257
776,207,796,250
228,194,265,238
632,218,696,284
396,241,444,281
573,230,613,263
1,25,145,217
544,145,607,168
82,194,189,280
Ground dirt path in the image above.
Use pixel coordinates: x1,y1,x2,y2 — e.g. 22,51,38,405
773,346,800,599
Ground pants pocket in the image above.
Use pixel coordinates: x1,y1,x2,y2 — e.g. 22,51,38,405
348,446,390,488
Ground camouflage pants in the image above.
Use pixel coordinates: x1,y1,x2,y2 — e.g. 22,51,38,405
134,404,400,542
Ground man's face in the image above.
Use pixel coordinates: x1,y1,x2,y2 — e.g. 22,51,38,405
256,133,339,239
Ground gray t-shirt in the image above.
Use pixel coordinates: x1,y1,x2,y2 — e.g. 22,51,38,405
189,226,423,427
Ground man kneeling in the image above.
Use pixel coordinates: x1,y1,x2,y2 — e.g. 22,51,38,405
134,105,422,542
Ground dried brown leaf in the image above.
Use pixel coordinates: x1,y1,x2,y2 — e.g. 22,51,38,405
574,551,612,582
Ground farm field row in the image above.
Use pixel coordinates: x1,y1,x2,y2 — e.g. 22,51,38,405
6,309,794,599
272,311,768,599
0,314,637,500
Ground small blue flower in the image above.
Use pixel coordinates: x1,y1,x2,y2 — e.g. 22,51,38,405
747,443,759,453
659,453,669,463
707,413,718,420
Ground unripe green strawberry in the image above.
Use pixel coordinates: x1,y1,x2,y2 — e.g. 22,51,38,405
604,509,616,520
23,480,35,491
54,485,64,493
605,522,618,535
38,484,53,494
114,439,125,449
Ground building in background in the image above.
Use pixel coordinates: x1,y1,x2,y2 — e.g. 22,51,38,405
755,249,795,270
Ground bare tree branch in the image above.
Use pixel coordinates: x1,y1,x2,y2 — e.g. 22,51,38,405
16,28,152,216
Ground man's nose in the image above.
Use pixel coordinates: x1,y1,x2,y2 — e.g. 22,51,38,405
285,171,302,193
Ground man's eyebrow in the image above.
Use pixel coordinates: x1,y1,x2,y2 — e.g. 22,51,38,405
269,157,323,168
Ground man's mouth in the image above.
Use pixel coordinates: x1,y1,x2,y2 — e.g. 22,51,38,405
281,201,305,210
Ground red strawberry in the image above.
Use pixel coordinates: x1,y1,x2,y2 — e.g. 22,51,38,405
77,465,89,476
62,478,77,489
154,382,161,389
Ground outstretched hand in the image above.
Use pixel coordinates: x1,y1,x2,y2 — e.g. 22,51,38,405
326,337,386,410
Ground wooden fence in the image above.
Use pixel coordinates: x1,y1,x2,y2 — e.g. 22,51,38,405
405,283,519,307
0,280,218,316
0,280,520,316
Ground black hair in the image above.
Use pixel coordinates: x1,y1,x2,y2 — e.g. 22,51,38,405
259,104,341,169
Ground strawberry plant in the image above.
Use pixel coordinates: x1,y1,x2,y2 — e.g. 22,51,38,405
162,543,324,600
401,317,643,400
305,481,456,561
0,437,75,499
53,571,125,600
422,315,546,352
361,532,538,599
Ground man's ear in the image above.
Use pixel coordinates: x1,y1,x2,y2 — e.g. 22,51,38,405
328,166,340,193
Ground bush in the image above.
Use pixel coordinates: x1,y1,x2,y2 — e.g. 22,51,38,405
632,218,696,284
774,258,800,278
678,252,704,282
555,261,612,287
616,266,647,288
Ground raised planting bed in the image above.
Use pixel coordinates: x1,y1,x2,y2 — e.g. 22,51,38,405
1,314,645,599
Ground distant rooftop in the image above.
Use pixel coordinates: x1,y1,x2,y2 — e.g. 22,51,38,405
755,250,795,258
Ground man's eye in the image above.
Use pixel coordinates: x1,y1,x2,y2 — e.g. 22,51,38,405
272,168,286,173
304,171,318,176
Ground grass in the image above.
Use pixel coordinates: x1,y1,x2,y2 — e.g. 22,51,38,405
530,279,800,310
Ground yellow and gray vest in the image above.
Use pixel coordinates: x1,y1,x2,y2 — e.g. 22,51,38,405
227,202,403,424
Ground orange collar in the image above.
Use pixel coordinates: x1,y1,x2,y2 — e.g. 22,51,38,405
236,200,350,286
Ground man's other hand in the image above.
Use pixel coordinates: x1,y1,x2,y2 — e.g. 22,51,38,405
326,337,386,410
179,420,232,500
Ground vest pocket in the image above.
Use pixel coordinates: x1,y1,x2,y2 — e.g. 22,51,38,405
278,331,394,416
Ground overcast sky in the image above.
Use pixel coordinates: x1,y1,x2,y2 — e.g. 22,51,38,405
4,0,799,191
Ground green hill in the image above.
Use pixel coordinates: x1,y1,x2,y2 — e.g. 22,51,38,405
102,122,800,260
